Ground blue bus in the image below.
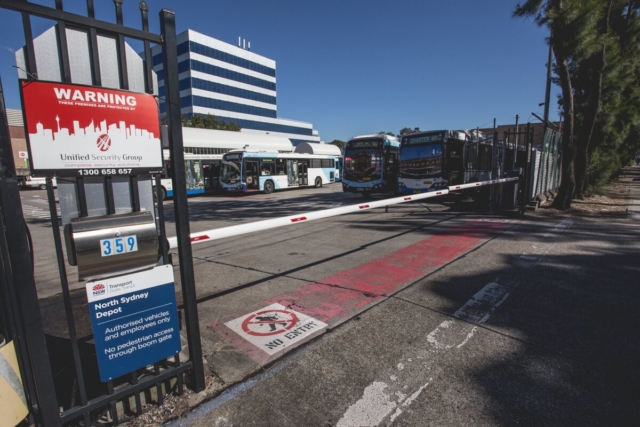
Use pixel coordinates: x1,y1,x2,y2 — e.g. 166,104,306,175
342,134,400,197
220,151,337,194
398,130,494,194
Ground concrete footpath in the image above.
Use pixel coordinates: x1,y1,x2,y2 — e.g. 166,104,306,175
163,168,640,426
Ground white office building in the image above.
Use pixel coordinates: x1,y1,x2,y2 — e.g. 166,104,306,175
151,30,322,146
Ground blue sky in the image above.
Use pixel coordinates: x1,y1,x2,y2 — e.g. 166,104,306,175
0,0,559,142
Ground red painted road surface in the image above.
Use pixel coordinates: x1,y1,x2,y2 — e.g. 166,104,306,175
210,219,512,365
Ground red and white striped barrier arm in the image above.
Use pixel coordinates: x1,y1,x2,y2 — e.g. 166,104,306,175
166,176,518,249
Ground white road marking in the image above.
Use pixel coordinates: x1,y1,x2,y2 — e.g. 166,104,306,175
339,218,577,426
336,382,399,427
338,280,514,426
456,326,478,349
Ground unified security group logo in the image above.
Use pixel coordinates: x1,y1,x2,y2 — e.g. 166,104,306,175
96,134,112,152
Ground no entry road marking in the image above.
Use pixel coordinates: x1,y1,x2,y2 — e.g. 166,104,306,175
225,303,328,355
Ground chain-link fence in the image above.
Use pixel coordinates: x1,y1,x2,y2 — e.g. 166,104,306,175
529,127,562,201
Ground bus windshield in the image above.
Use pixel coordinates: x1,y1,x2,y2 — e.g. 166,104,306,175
398,143,442,179
221,158,241,183
343,148,382,181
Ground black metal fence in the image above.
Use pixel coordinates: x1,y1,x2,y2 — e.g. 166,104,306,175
0,1,204,425
503,120,535,213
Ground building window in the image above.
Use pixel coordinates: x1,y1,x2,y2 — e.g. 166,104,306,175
188,41,276,77
191,78,276,105
189,60,276,91
192,96,277,118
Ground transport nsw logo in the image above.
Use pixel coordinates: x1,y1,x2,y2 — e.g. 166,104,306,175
92,283,106,296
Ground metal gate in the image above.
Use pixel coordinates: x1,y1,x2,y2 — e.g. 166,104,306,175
0,1,204,425
502,119,534,213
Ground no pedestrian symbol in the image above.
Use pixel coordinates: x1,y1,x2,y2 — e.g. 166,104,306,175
241,309,299,336
225,303,328,355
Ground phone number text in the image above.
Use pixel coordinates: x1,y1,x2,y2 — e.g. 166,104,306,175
77,169,133,176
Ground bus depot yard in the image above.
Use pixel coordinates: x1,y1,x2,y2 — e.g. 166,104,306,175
23,168,640,426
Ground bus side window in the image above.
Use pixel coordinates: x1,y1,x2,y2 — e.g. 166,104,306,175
276,159,286,175
261,163,275,175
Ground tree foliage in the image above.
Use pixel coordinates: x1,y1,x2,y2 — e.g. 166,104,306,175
398,127,421,137
515,0,640,208
181,113,242,131
328,139,346,152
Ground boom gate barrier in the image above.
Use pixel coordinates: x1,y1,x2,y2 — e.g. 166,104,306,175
167,177,521,249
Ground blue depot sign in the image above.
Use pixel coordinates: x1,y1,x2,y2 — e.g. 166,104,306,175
86,265,181,382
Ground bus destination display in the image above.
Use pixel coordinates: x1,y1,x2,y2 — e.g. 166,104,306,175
349,140,380,149
403,132,445,145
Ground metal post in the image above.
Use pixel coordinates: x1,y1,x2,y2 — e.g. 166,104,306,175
46,177,91,427
513,115,519,170
520,123,533,214
140,1,154,95
160,8,205,392
114,0,129,90
490,118,497,211
0,79,61,426
543,40,553,126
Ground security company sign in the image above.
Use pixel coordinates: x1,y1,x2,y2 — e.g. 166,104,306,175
19,80,163,177
224,303,328,355
86,265,181,382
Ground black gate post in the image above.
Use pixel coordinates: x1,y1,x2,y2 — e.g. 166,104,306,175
160,8,206,392
0,80,61,425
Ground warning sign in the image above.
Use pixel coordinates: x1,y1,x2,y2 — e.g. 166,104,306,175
225,303,327,355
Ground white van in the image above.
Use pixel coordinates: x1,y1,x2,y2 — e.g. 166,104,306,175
22,176,57,190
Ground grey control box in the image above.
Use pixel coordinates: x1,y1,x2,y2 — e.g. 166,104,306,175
64,211,158,281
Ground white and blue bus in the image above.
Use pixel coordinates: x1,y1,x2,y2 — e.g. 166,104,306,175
155,151,222,200
220,151,337,194
342,134,400,197
334,156,343,182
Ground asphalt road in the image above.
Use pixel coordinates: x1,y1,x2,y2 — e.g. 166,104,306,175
170,170,640,426
20,173,640,425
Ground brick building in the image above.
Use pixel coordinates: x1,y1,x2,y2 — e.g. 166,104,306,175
6,108,30,177
479,121,561,148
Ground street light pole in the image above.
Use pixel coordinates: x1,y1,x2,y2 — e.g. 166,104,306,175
543,39,553,126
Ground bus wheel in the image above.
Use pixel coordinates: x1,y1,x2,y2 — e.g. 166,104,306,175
315,177,322,188
154,186,166,202
264,180,274,194
39,184,47,190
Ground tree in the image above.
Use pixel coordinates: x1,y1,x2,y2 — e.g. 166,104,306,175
161,112,242,145
328,139,346,152
181,113,241,131
514,0,580,209
398,128,420,136
580,1,640,191
515,0,640,205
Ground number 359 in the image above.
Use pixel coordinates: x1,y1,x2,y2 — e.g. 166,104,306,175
100,235,138,257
